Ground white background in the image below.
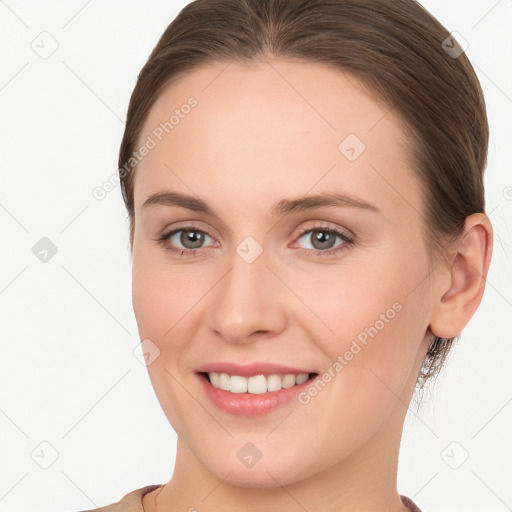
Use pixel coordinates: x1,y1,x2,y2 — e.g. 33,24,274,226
0,1,511,511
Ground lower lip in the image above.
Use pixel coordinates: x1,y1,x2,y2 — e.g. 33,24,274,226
197,373,318,417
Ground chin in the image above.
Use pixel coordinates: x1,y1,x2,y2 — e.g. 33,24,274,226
211,462,303,489
195,440,318,489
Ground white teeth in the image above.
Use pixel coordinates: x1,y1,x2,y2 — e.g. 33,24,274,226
229,375,248,393
206,372,311,394
248,374,267,394
295,373,309,385
218,372,230,391
267,374,282,392
282,374,296,388
209,372,220,388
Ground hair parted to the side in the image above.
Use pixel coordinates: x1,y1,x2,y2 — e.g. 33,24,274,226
118,0,489,391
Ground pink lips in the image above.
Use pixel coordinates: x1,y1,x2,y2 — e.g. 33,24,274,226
195,361,318,417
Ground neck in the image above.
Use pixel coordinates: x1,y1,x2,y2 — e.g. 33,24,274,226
147,401,411,512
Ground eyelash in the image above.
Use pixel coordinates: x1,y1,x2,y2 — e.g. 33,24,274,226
155,223,355,258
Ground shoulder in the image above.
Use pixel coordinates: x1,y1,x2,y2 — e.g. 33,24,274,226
400,494,423,512
75,484,163,512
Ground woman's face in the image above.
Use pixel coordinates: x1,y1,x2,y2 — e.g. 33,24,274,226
131,59,434,487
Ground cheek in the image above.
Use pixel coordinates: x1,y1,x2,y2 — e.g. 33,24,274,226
131,255,207,435
286,275,427,459
131,245,205,343
297,255,423,347
301,251,430,400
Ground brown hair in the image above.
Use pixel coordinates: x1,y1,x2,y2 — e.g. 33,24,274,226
118,0,489,390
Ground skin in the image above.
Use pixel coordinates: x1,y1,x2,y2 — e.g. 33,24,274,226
129,58,493,512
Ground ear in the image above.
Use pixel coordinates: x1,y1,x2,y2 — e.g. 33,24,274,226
429,213,493,339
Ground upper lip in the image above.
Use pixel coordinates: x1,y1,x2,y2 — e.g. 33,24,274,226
196,362,316,377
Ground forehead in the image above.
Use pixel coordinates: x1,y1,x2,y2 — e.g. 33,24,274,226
133,58,420,219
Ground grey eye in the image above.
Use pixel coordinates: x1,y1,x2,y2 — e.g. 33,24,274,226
297,229,343,251
170,229,213,250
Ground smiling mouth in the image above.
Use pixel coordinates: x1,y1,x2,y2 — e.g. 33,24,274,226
199,371,319,394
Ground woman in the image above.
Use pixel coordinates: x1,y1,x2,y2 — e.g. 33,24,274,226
85,0,493,510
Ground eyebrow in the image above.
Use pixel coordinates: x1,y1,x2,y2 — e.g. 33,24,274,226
141,190,380,217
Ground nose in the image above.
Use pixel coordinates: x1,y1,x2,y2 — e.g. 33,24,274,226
206,245,287,345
